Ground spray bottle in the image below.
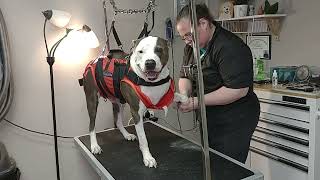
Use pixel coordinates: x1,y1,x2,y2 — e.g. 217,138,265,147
272,70,278,88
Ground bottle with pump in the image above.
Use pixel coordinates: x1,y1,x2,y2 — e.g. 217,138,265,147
272,70,278,88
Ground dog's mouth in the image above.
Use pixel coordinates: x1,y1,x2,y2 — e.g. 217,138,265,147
145,71,160,81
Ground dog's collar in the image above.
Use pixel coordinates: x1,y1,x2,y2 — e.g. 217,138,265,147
125,61,170,86
126,70,171,86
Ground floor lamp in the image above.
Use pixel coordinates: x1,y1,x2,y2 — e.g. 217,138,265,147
42,10,99,180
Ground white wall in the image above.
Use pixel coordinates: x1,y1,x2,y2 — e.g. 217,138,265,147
232,0,320,67
6,0,317,179
0,0,175,180
267,0,320,67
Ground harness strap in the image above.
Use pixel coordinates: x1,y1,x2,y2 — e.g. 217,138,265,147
95,58,112,98
137,11,155,39
111,21,123,49
137,22,148,39
112,60,129,103
147,11,155,36
121,76,175,109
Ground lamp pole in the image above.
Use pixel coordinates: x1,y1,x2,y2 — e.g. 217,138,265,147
47,56,60,180
42,10,98,180
43,17,67,180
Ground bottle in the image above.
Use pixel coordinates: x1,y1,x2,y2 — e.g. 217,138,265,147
272,70,278,88
256,58,265,81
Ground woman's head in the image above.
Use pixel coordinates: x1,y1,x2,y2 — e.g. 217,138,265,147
176,3,215,48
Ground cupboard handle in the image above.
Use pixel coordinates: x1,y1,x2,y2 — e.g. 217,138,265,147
250,146,308,172
259,118,309,134
255,126,309,146
252,135,308,158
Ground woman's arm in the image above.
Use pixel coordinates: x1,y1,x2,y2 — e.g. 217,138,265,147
178,86,249,112
178,78,192,96
204,86,248,106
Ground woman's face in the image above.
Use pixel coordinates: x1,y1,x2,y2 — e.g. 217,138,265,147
176,17,211,48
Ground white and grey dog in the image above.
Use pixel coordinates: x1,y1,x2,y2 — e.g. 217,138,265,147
81,36,186,168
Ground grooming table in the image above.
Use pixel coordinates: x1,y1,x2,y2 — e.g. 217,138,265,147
74,121,263,180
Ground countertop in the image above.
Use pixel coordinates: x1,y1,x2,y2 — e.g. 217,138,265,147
254,83,320,99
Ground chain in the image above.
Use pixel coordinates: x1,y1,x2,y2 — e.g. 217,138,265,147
104,0,156,15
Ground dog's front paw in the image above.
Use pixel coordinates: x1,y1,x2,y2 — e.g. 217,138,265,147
91,144,103,154
124,134,137,141
143,155,157,168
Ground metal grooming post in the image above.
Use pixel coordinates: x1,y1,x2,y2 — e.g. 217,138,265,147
189,1,212,180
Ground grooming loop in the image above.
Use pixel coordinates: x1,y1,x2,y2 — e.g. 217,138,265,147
107,0,156,15
100,0,156,56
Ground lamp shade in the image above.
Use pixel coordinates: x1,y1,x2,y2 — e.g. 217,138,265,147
42,9,71,28
65,25,99,49
80,25,100,48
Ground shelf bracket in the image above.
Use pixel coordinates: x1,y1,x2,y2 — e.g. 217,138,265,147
267,18,281,40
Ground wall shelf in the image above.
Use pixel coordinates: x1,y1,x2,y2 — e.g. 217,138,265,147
216,14,287,40
216,14,287,22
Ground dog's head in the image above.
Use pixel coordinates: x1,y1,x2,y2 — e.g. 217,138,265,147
130,36,170,82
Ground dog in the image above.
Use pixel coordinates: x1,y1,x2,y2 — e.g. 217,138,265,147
80,36,182,168
219,1,234,20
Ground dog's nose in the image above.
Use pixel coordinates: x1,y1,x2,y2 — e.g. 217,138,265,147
145,59,156,70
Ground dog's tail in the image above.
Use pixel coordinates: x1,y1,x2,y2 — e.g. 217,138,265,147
78,78,84,86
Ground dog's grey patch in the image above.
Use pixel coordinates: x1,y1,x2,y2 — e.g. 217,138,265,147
170,140,201,151
155,37,169,66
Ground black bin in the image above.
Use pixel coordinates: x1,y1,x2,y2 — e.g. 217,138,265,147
0,142,20,180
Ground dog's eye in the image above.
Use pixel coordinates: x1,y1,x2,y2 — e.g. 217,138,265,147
138,50,143,54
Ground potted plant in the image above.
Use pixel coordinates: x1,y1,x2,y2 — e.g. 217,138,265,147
233,0,249,18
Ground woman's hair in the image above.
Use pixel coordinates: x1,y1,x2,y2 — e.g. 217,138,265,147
176,3,217,25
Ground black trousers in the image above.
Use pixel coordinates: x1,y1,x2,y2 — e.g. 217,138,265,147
208,121,258,163
206,96,260,163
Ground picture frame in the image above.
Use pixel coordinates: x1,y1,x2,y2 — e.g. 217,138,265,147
246,35,271,60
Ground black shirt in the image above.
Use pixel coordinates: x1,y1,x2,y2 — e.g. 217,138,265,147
180,24,260,130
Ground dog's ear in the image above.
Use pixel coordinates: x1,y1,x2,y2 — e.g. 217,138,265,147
130,38,143,52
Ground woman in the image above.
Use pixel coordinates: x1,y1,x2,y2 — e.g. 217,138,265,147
176,3,260,163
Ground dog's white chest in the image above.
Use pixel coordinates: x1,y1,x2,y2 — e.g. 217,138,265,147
140,81,171,105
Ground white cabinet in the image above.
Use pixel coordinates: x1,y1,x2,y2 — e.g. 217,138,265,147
250,89,320,180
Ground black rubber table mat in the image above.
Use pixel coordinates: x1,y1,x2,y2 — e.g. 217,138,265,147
78,122,254,180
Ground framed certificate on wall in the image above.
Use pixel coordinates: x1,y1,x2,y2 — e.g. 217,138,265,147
246,35,271,60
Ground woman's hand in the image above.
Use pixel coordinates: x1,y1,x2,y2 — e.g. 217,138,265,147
177,97,198,113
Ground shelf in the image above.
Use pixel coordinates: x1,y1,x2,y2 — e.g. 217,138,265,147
216,14,287,22
216,14,287,40
233,31,269,34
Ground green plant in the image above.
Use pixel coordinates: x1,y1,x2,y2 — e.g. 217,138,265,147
264,0,279,14
234,0,249,5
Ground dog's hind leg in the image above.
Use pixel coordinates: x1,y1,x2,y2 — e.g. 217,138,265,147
113,103,136,141
84,70,102,154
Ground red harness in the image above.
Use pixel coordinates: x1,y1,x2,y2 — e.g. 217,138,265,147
83,56,175,109
121,77,175,109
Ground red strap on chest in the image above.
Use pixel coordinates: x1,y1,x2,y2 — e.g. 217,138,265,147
83,57,116,100
121,77,175,109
